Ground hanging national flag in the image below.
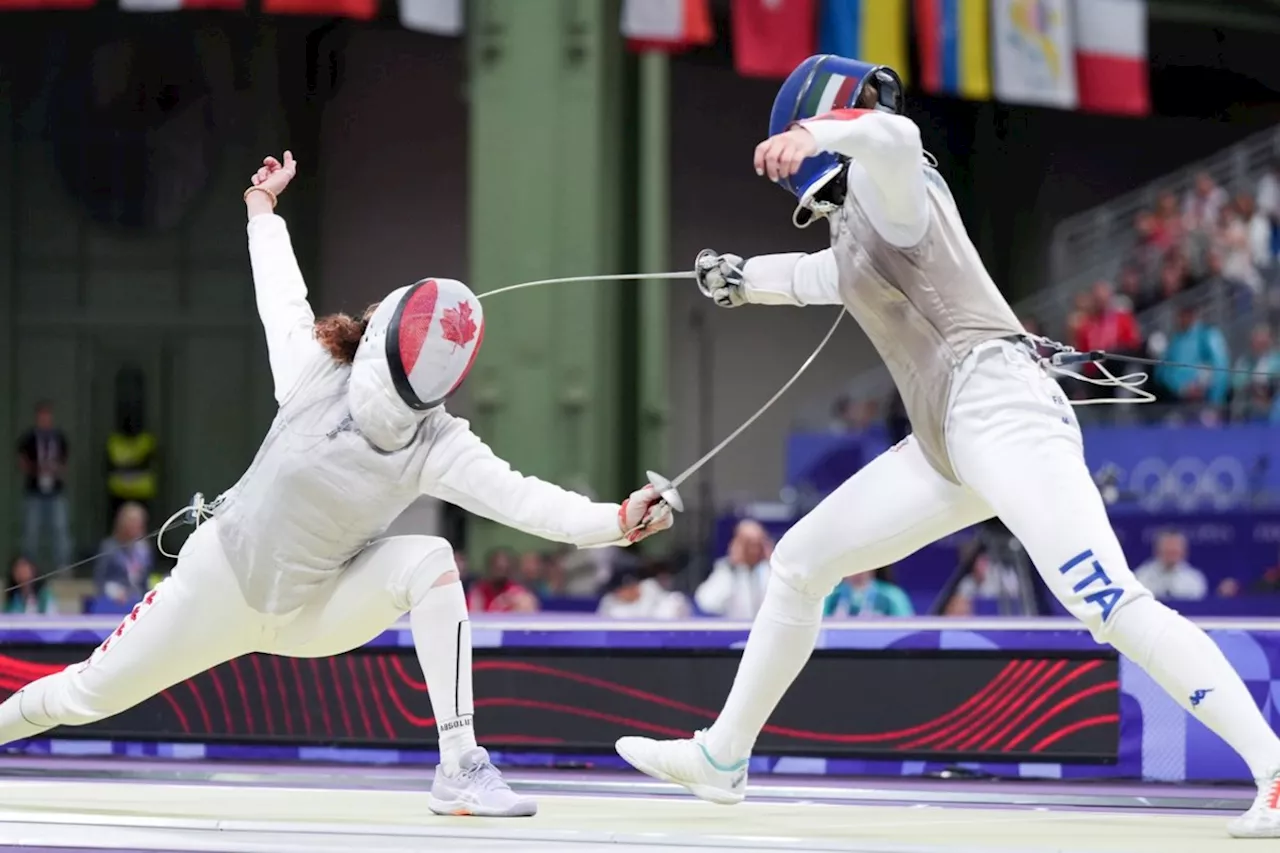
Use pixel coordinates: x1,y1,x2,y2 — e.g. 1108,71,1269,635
119,0,241,11
915,0,991,100
621,0,713,52
0,0,94,8
399,0,461,34
991,0,1076,109
732,0,816,79
1075,0,1149,116
818,0,909,84
262,0,376,19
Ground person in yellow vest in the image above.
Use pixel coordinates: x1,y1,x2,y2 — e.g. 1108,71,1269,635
105,411,157,523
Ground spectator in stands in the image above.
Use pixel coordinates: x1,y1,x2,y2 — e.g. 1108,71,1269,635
823,567,913,618
948,552,1022,612
1250,548,1280,594
696,520,771,619
5,554,56,615
1074,280,1143,377
93,502,156,607
1183,171,1228,235
830,396,879,433
1155,305,1230,408
539,551,569,599
517,551,548,598
16,401,72,573
1135,531,1208,601
1116,264,1157,315
597,564,691,619
468,548,539,613
1256,159,1280,254
1153,191,1184,250
1217,200,1264,301
1132,211,1165,277
1231,324,1280,423
1238,193,1274,274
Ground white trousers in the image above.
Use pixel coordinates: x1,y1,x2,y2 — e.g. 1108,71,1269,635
3,519,460,737
774,340,1142,635
708,340,1280,776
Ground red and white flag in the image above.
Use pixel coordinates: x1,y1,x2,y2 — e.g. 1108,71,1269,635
732,0,816,79
399,0,462,34
621,0,713,52
1075,0,1149,116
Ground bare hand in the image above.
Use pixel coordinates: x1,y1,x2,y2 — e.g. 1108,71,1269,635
754,127,818,182
249,151,298,199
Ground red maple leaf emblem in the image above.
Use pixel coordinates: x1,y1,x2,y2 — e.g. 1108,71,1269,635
440,300,478,351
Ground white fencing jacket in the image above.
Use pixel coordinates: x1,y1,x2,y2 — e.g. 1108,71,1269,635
213,214,625,614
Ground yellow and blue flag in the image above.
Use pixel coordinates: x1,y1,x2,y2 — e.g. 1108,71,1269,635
818,0,909,84
915,0,992,100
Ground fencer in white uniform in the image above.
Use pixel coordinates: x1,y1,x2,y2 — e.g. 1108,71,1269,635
0,152,673,818
615,57,1280,838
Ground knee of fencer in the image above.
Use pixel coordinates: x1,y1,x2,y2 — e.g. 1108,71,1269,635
399,537,459,606
762,563,827,626
1088,592,1169,664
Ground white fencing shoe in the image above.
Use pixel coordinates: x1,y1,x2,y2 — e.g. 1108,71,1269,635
428,747,537,817
616,729,748,805
1228,770,1280,837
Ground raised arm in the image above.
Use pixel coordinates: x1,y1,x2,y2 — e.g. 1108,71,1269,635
244,152,323,404
695,248,841,308
420,413,671,548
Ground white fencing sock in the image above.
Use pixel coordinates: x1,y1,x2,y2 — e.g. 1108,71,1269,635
1107,596,1280,779
409,578,476,773
704,572,825,764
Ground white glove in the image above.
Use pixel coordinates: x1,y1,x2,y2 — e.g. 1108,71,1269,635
695,249,747,308
617,484,675,544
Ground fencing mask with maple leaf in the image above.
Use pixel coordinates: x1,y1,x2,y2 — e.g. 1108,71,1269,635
348,278,484,449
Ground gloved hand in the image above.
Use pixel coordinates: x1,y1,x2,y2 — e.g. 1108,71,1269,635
617,484,675,544
695,249,747,308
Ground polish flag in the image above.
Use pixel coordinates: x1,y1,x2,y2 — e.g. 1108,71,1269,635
1075,0,1149,116
621,0,713,52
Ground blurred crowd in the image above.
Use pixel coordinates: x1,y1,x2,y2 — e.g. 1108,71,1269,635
1058,168,1280,423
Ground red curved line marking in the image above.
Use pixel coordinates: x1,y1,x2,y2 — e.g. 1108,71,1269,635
1005,681,1120,751
983,661,1103,751
929,661,1048,751
160,689,192,734
186,681,213,733
0,656,61,678
207,665,234,734
364,656,396,739
475,698,691,738
290,658,312,735
250,655,275,736
473,659,1031,745
270,655,294,734
392,656,426,691
897,661,1032,750
309,658,334,737
346,654,374,738
226,659,254,737
1030,714,1121,753
955,660,1065,752
379,656,436,728
329,658,353,738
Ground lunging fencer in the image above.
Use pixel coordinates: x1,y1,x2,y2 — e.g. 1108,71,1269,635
615,55,1280,838
0,152,673,818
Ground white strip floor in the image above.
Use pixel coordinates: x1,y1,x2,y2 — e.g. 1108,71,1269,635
0,778,1249,853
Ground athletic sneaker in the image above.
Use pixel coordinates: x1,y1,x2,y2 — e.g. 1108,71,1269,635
1228,770,1280,837
428,747,537,817
616,730,748,805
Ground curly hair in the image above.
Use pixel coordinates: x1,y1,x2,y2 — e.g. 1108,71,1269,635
314,303,379,364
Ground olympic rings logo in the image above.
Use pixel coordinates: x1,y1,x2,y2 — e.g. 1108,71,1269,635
1125,456,1249,511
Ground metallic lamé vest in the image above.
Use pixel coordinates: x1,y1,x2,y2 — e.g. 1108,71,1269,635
828,169,1023,481
213,358,435,614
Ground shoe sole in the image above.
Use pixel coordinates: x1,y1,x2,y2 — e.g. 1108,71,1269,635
615,741,743,806
428,796,538,818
